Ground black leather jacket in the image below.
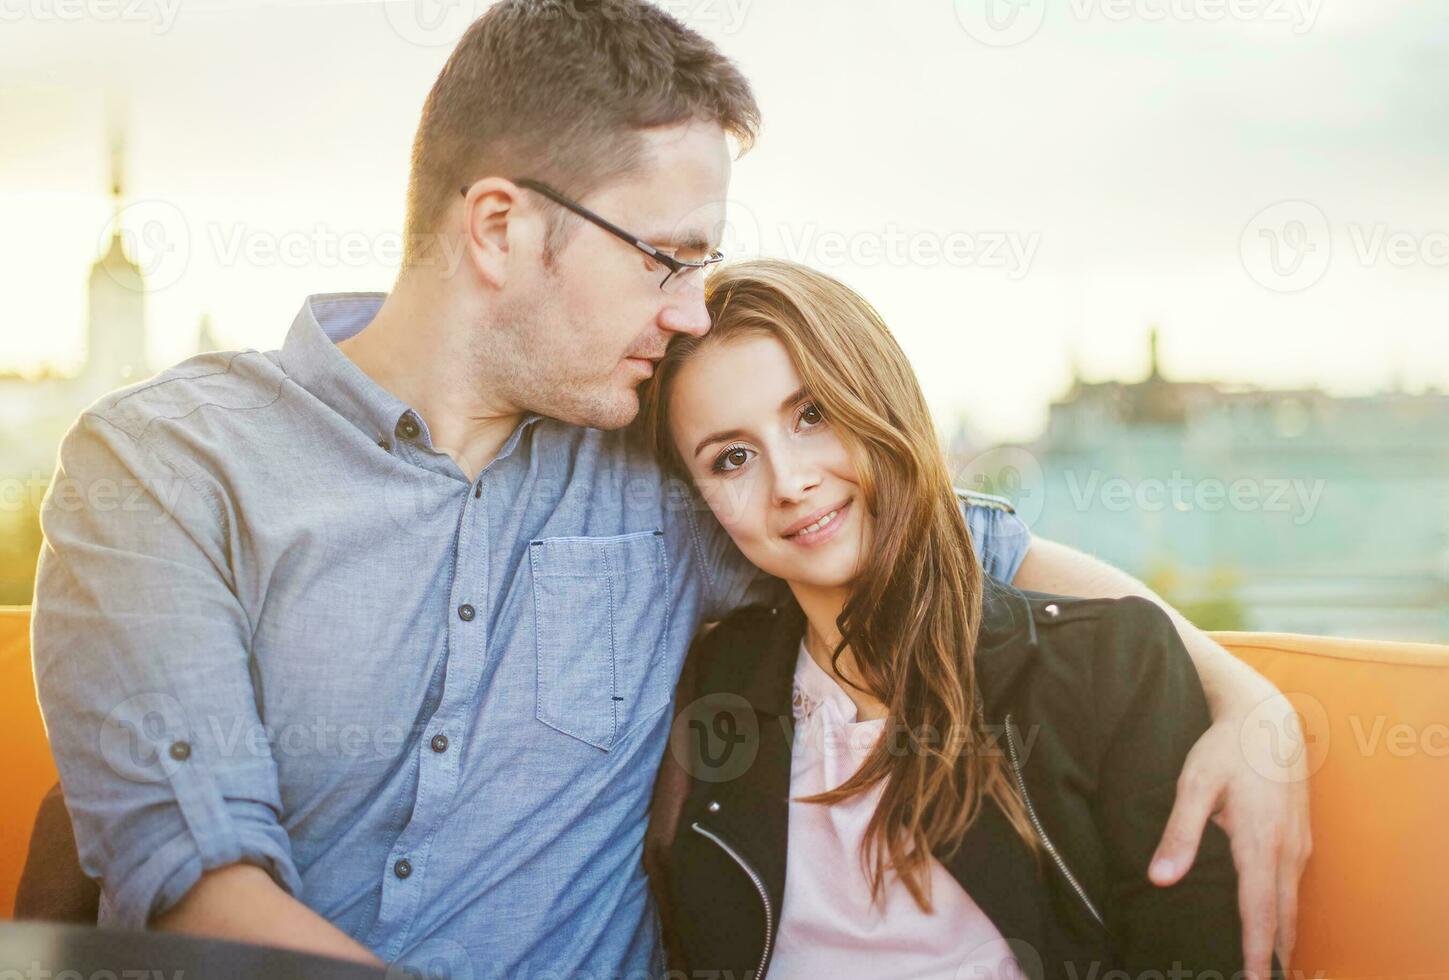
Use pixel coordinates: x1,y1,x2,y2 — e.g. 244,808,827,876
647,579,1267,980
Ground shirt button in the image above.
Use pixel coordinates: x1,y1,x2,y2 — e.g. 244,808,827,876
1044,603,1060,617
706,800,721,814
169,741,191,762
397,416,420,440
430,733,449,754
458,603,476,622
393,859,412,879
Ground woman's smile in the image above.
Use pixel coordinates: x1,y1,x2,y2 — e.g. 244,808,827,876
781,498,853,547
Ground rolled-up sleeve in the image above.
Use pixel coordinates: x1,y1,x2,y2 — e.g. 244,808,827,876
31,412,301,929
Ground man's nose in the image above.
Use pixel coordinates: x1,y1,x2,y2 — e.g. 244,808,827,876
656,286,711,338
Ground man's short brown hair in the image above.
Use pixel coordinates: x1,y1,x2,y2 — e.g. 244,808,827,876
403,0,760,269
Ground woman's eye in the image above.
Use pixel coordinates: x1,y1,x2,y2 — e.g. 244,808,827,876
799,402,824,428
712,445,754,473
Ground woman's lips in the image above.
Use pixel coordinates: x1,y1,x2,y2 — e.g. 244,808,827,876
782,499,852,547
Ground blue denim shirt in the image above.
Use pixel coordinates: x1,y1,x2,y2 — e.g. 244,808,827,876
32,293,1031,979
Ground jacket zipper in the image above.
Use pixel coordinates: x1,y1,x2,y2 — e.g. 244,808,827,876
1004,713,1106,928
690,821,775,979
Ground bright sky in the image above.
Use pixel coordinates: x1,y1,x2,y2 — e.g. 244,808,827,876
2,0,1447,443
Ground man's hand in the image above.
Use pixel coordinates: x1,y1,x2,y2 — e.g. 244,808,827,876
1012,537,1311,979
1149,676,1312,980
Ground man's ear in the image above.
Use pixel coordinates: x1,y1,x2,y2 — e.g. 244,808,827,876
461,177,531,289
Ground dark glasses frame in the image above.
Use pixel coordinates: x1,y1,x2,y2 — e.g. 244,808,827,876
460,177,724,291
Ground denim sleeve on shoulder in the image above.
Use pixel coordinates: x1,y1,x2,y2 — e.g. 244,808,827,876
682,499,787,621
958,488,1032,583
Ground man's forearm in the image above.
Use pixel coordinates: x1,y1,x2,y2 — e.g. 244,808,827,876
1012,536,1264,713
154,863,382,968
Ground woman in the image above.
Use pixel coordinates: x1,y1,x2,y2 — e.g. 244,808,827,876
640,259,1261,979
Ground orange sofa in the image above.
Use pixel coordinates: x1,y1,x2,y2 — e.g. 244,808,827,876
3,606,1447,976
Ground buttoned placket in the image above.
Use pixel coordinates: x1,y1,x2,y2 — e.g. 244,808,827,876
365,415,538,960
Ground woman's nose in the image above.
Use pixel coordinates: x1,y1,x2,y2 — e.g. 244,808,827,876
773,456,822,505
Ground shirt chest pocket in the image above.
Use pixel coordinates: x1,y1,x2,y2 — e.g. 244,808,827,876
530,530,674,751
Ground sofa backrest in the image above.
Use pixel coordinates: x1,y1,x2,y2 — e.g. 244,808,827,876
1,607,57,920
3,607,1446,976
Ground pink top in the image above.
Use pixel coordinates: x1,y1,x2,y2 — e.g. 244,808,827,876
765,641,1024,980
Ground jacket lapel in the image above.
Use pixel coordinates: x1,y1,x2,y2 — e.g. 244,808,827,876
709,582,1053,966
695,602,803,954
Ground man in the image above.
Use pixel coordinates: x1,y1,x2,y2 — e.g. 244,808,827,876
31,2,1308,978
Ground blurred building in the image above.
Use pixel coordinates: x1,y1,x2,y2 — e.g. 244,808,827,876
1007,330,1449,641
0,135,217,478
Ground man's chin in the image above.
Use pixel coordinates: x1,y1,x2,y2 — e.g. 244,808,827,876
554,387,640,431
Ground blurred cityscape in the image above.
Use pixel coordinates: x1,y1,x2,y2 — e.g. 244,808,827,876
0,137,220,606
4,137,1448,643
950,333,1449,642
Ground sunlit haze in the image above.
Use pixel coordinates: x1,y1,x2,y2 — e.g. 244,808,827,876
3,0,1447,445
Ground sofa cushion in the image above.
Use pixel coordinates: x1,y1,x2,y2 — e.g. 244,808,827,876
0,607,59,920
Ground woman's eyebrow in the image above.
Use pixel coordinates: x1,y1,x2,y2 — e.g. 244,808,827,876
691,388,808,459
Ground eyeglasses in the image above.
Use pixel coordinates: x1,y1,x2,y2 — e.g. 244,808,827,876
460,178,724,292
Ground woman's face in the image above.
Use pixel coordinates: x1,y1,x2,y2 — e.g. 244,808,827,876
668,333,871,591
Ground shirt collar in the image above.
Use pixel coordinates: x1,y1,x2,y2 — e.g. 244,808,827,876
280,291,551,468
280,293,416,445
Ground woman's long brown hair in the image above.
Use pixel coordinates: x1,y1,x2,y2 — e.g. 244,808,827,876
641,258,1041,912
